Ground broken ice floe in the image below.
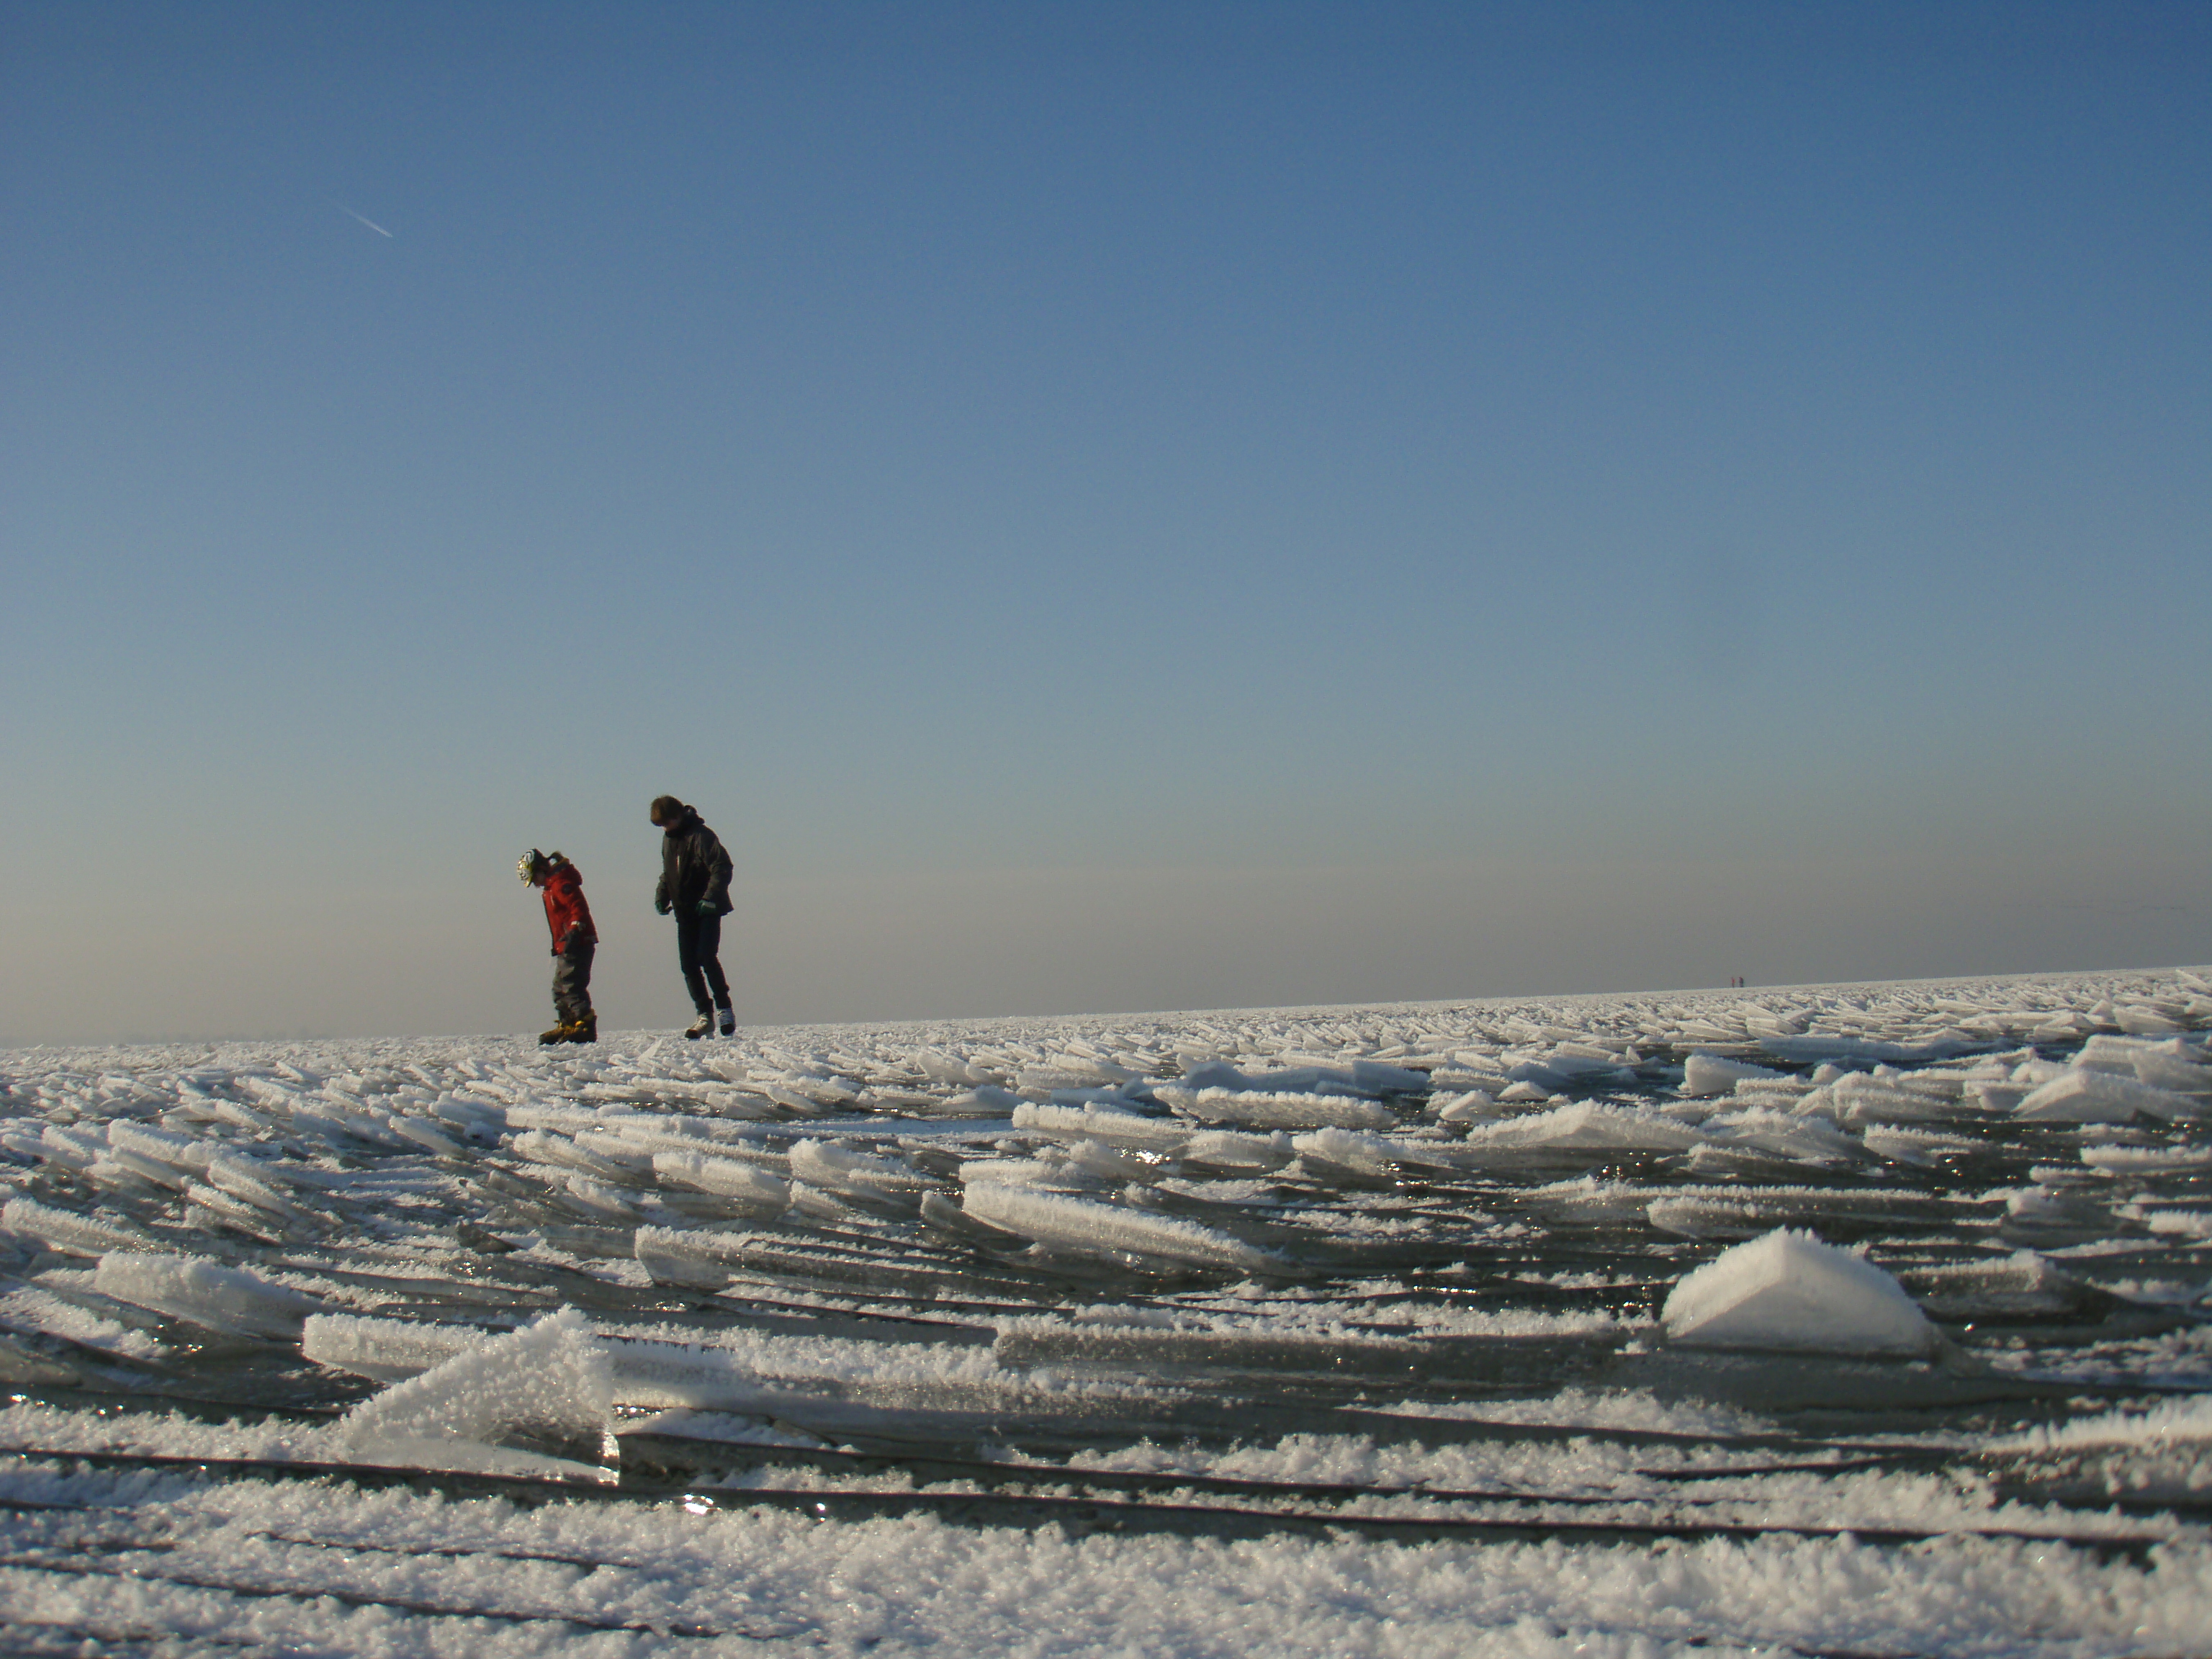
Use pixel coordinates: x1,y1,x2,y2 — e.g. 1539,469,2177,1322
1662,1228,1938,1357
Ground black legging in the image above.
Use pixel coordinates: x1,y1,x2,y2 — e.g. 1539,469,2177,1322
675,910,730,1013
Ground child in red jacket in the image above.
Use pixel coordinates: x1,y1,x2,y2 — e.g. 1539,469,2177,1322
519,850,598,1043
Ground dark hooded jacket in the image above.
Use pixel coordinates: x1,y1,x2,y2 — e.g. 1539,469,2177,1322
656,806,734,917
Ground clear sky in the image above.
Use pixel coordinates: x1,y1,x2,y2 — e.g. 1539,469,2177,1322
4,1,2208,1044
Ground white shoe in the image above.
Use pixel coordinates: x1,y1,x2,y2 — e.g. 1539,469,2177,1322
716,1006,735,1037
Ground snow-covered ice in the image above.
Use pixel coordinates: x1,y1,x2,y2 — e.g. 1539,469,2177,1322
2,964,2209,1654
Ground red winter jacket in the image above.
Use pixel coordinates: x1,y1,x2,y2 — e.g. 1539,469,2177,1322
541,864,598,955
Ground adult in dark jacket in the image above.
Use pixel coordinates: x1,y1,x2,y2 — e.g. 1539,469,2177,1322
519,849,598,1044
649,795,734,1038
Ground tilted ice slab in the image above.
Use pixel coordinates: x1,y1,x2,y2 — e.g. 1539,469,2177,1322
1013,1101,1194,1152
2077,1034,2212,1094
1679,1053,1788,1098
649,1148,791,1211
338,1306,617,1483
2016,1068,2198,1123
1151,1085,1397,1131
93,1251,328,1339
2,1196,161,1258
962,1184,1281,1274
1174,1058,1431,1097
304,1311,482,1382
1455,1102,1701,1154
1292,1125,1464,1174
1662,1228,1937,1357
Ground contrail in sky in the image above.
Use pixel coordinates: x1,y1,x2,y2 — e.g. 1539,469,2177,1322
336,202,394,238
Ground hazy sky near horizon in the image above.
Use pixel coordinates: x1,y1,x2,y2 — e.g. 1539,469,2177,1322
5,1,2208,1045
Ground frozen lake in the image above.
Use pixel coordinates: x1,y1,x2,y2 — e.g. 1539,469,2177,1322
3,966,2209,1655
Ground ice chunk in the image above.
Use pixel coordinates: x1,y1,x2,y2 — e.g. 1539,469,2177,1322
650,1149,791,1212
2080,1143,2212,1175
1826,1073,1955,1125
304,1311,484,1382
511,1130,646,1182
1178,1129,1294,1171
1679,1053,1787,1098
788,1138,932,1195
338,1305,616,1482
1700,1107,1860,1164
1065,1139,1162,1183
940,1084,1024,1115
93,1251,327,1339
2078,1035,2212,1095
596,1334,781,1412
1661,1229,1936,1357
107,1120,209,1174
1292,1126,1401,1176
2145,1210,2212,1240
1431,1090,1499,1123
2016,1069,2195,1123
1153,1086,1395,1131
1292,1126,1462,1174
202,1154,317,1225
1457,1102,1701,1154
634,1224,747,1287
2,1197,161,1257
385,1114,464,1156
558,1172,640,1220
2006,1394,2212,1452
1013,1102,1191,1152
962,1184,1279,1274
1346,1058,1432,1095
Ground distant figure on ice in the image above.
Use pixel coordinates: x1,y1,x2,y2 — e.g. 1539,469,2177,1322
649,796,734,1039
518,849,598,1044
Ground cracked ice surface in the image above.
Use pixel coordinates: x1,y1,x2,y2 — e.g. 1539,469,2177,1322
1,966,2210,1655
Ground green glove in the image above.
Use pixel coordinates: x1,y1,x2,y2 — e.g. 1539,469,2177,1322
696,899,716,916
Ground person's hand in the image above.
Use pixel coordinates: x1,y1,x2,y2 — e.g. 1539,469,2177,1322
696,899,717,916
655,897,672,915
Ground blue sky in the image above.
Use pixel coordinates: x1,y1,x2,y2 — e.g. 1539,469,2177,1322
4,1,2208,1043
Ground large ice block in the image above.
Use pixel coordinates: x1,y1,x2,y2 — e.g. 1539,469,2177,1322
1662,1228,1936,1357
